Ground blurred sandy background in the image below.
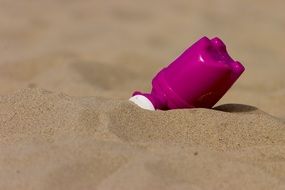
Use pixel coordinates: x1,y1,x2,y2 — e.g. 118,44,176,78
0,0,284,189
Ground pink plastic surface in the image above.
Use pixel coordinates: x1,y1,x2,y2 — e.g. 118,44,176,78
132,36,245,110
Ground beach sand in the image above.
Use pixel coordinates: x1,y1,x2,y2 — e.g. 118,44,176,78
0,0,285,189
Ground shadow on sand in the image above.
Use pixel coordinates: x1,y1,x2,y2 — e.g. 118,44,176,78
214,104,258,113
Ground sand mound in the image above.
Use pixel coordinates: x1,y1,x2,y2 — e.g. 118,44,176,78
1,88,285,189
110,101,285,150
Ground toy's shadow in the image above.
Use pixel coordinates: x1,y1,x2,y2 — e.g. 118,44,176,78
214,104,258,113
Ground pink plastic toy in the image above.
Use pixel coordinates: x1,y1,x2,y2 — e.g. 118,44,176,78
129,36,245,111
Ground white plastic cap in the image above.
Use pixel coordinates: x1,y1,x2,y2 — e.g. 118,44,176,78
129,95,155,111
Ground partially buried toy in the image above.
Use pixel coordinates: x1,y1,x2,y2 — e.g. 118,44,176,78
129,36,245,111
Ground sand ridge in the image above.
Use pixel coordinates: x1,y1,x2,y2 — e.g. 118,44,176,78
0,88,285,189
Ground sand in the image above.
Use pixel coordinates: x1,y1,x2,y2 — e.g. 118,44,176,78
0,0,285,189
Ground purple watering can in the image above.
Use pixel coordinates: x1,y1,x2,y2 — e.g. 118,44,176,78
129,36,245,111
